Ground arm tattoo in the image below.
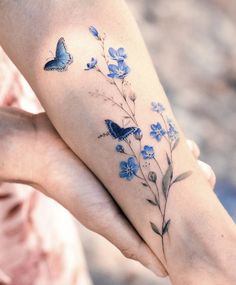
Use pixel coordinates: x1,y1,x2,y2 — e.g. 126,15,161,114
85,26,192,261
44,26,192,262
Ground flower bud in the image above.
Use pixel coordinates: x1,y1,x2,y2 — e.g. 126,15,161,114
133,128,143,140
116,144,125,153
148,171,157,183
129,92,136,102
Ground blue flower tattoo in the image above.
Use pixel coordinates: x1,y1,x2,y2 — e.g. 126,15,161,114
85,26,192,261
151,102,165,114
108,47,127,62
150,123,166,141
141,145,155,159
108,61,130,79
119,157,139,181
89,26,100,39
85,57,97,70
167,118,178,141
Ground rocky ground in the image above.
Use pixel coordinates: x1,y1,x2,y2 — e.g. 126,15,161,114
79,1,236,284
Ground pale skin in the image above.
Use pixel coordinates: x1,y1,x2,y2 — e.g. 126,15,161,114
0,1,235,284
0,107,214,277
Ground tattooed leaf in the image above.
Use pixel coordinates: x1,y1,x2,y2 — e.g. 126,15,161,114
142,182,149,187
162,164,173,198
172,138,180,151
173,171,192,183
166,152,171,166
146,199,158,206
150,222,161,236
162,219,171,235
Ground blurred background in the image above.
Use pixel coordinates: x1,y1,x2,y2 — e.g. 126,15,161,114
0,1,235,285
79,0,236,284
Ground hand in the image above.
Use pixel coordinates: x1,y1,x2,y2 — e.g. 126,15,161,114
0,107,216,277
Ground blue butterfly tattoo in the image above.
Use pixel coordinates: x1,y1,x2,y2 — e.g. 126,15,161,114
105,120,137,141
44,37,73,72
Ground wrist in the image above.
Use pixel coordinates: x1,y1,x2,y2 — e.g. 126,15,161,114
166,175,236,284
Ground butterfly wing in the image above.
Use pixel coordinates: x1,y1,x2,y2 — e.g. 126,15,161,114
105,120,122,139
56,37,73,65
105,120,136,140
119,127,137,140
44,37,73,71
44,58,66,71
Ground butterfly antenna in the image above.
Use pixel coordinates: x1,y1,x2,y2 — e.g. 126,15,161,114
98,131,110,139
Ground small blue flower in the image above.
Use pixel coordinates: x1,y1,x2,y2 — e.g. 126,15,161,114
167,126,178,141
119,157,139,181
141,145,155,159
89,26,100,39
133,128,143,140
116,144,125,153
166,118,178,141
150,123,166,141
108,61,130,79
151,102,165,114
85,57,97,70
108,47,127,62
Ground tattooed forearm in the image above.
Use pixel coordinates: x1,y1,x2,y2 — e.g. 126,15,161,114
83,26,192,261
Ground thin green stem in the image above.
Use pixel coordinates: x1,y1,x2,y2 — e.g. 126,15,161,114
161,113,173,162
99,37,138,126
113,80,138,126
124,139,160,207
154,157,163,176
94,86,135,122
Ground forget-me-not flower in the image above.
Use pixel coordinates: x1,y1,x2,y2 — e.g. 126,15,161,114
119,157,139,181
108,61,130,79
85,57,97,70
141,145,155,160
108,47,127,62
150,123,166,141
151,102,165,114
166,118,178,141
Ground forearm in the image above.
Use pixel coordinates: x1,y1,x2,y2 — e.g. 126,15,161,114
0,1,235,284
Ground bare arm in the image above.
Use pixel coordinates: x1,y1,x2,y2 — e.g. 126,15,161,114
0,1,235,284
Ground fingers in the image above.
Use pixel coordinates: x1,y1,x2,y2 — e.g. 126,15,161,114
187,139,216,188
197,160,216,189
97,205,168,277
186,139,200,159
